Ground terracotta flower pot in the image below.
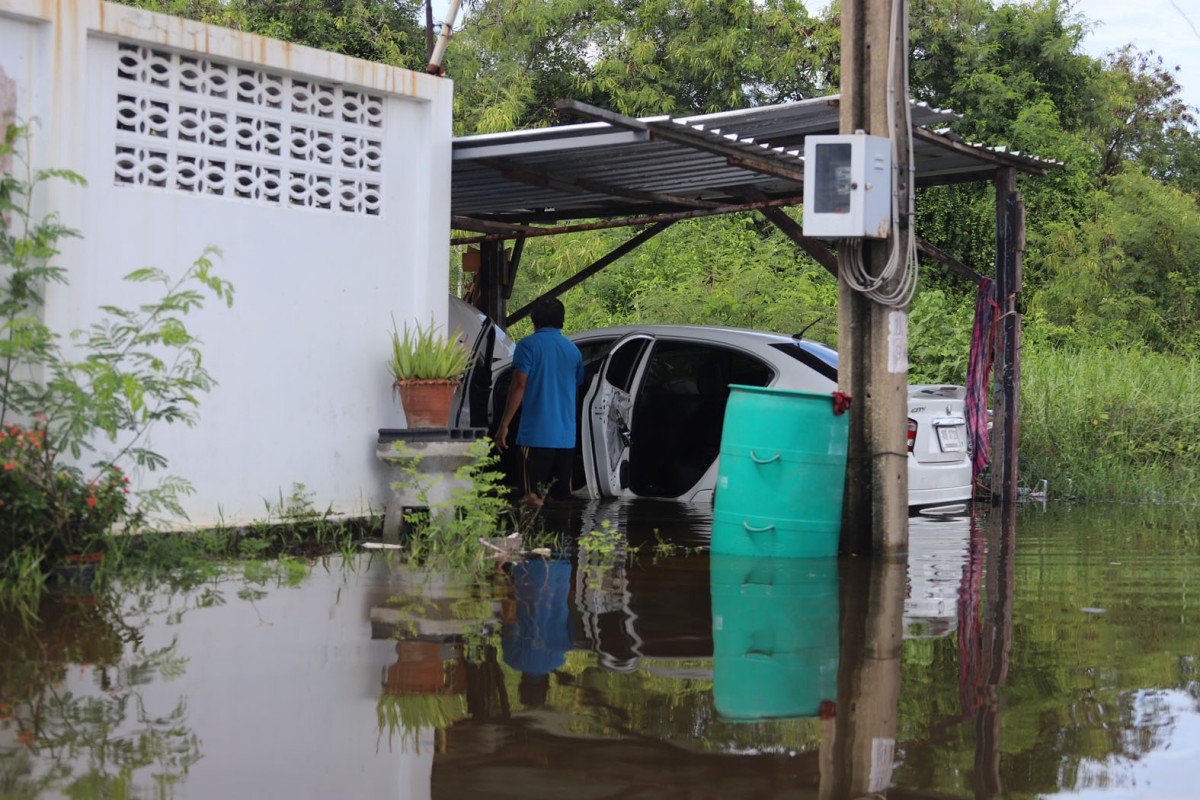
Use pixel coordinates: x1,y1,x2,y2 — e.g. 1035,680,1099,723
394,379,460,428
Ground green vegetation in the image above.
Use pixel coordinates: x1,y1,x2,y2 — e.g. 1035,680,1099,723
88,0,1200,507
440,0,1200,503
115,0,429,71
390,438,510,557
0,123,234,575
1020,346,1200,504
387,318,473,382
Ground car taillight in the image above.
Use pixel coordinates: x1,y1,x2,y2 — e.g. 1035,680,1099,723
907,418,916,453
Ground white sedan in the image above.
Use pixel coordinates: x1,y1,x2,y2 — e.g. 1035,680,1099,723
482,322,974,516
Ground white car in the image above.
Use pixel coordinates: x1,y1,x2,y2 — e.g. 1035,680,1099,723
472,320,973,515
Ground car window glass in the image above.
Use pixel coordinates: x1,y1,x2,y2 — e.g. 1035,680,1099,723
575,339,616,392
769,340,839,382
577,339,616,366
603,338,650,393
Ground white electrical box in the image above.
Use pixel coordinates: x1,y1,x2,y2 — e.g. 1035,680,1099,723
802,134,893,239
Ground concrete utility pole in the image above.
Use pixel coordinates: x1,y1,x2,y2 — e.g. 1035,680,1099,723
838,0,912,556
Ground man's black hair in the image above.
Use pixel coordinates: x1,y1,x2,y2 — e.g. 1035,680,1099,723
530,297,566,330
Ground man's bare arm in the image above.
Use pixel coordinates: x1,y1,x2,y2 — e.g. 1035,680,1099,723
495,370,528,452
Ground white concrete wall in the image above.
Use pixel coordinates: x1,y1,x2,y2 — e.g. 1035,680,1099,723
0,0,453,528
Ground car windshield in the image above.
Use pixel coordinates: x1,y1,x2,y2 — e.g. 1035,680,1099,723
770,339,839,381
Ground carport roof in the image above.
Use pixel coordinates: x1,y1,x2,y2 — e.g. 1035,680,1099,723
451,95,1059,232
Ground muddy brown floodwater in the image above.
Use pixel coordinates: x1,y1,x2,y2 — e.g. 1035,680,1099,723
2,500,1198,799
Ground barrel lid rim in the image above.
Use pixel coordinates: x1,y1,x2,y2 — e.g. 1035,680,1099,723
728,384,836,401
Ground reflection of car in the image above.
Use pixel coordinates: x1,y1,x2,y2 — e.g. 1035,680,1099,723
903,514,973,637
481,322,973,515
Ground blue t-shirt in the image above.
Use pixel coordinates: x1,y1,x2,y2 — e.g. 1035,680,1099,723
512,327,584,449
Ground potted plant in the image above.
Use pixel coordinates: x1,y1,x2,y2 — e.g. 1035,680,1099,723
388,319,473,429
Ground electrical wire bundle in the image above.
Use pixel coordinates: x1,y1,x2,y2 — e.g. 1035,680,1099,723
838,0,919,309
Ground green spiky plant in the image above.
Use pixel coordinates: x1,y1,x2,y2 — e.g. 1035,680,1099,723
387,318,472,381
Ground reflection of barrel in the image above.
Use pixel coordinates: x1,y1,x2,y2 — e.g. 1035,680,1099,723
712,385,848,558
710,554,839,721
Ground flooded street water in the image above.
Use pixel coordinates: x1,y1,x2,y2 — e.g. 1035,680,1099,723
3,501,1199,799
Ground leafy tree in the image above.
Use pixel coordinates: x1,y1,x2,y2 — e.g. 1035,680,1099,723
115,0,429,70
1027,167,1200,351
908,0,1104,143
447,0,831,134
1148,127,1200,195
1093,45,1198,181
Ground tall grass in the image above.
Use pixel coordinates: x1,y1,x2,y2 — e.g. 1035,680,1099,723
1020,346,1200,504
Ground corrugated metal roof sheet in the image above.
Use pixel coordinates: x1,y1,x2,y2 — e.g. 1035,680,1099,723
451,95,1060,228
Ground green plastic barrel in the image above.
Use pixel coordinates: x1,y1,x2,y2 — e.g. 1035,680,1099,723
712,384,848,559
710,554,839,721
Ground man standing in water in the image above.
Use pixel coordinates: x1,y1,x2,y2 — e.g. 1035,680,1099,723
495,297,584,506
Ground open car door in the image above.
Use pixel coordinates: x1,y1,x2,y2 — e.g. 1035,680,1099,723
449,296,515,429
581,333,654,498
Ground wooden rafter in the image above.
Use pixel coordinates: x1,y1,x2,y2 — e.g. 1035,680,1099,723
915,237,986,285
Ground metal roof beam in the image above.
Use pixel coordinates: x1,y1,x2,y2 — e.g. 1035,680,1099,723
505,222,675,327
451,216,539,235
451,193,806,245
738,187,838,277
913,127,1049,176
558,99,807,184
453,129,649,160
474,157,726,209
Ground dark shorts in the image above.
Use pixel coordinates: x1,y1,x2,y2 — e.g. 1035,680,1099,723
520,446,574,501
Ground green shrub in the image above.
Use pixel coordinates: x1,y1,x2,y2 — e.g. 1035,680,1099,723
0,122,233,570
0,419,127,561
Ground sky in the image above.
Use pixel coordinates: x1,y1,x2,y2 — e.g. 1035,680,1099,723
1076,0,1200,114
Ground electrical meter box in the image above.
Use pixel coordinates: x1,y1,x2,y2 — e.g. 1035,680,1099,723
802,134,893,239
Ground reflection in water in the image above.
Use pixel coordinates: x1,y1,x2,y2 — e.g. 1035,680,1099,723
710,555,838,721
0,590,198,797
905,515,974,639
3,502,1200,798
502,559,574,706
372,565,488,750
826,554,907,799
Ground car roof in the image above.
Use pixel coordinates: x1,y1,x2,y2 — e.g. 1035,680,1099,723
568,323,824,349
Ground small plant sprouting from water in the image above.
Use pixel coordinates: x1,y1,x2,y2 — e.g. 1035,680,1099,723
391,438,517,567
578,521,623,557
647,527,702,558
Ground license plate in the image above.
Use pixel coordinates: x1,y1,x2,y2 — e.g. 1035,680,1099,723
936,425,963,452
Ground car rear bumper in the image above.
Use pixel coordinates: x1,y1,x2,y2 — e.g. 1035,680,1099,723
908,458,973,515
